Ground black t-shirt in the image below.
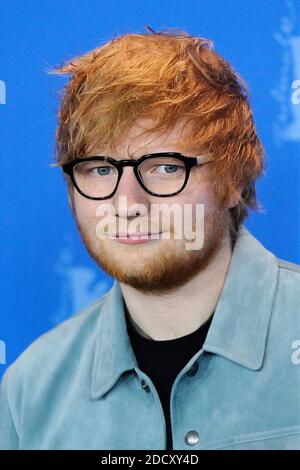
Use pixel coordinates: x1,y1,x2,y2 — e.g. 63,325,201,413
124,302,213,450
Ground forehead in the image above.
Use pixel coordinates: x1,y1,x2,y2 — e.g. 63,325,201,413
87,117,194,160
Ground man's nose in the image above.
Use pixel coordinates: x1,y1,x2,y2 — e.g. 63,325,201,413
111,166,150,218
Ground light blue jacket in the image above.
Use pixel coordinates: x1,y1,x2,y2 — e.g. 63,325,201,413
1,225,300,450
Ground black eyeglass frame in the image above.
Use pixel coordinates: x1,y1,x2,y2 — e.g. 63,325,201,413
62,151,215,200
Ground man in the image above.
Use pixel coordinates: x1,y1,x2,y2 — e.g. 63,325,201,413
1,27,300,450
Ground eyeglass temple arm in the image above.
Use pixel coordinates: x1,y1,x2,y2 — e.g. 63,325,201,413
195,153,215,165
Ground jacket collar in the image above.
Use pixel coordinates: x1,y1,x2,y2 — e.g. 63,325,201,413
91,224,279,399
91,279,137,399
202,225,279,370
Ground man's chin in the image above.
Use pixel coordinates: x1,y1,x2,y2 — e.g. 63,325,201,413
75,213,230,294
90,244,207,295
85,239,180,293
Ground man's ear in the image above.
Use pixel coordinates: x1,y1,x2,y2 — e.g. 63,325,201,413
67,180,75,210
68,188,76,213
227,183,243,209
68,193,74,209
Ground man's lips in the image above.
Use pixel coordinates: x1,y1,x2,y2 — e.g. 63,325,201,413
112,232,162,239
108,232,164,243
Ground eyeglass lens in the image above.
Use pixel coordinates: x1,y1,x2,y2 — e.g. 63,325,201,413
73,155,187,198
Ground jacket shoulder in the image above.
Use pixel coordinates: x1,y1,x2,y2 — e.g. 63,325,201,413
1,292,109,390
276,257,300,295
272,256,300,327
277,258,300,275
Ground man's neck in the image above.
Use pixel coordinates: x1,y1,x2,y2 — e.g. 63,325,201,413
125,304,154,339
120,231,234,341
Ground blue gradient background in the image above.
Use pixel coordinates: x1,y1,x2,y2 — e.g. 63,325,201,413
0,0,299,377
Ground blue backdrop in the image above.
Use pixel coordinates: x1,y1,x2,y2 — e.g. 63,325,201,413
1,0,299,377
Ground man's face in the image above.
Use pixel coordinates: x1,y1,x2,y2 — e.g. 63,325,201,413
72,118,233,295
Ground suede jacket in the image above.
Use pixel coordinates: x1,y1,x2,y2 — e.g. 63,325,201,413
0,224,300,450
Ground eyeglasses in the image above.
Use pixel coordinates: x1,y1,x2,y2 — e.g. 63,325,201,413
62,151,215,200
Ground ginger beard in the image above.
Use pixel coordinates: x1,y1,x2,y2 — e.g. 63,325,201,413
73,201,231,296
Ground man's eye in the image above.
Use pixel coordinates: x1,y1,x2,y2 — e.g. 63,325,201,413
91,167,112,176
151,165,184,174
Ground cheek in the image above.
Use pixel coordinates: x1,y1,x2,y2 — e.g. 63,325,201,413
198,193,218,215
179,185,218,216
74,192,99,222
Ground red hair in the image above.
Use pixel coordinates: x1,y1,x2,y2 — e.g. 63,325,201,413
48,26,265,238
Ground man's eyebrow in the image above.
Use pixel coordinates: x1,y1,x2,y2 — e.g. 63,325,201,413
88,149,188,160
89,152,161,160
90,153,139,160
